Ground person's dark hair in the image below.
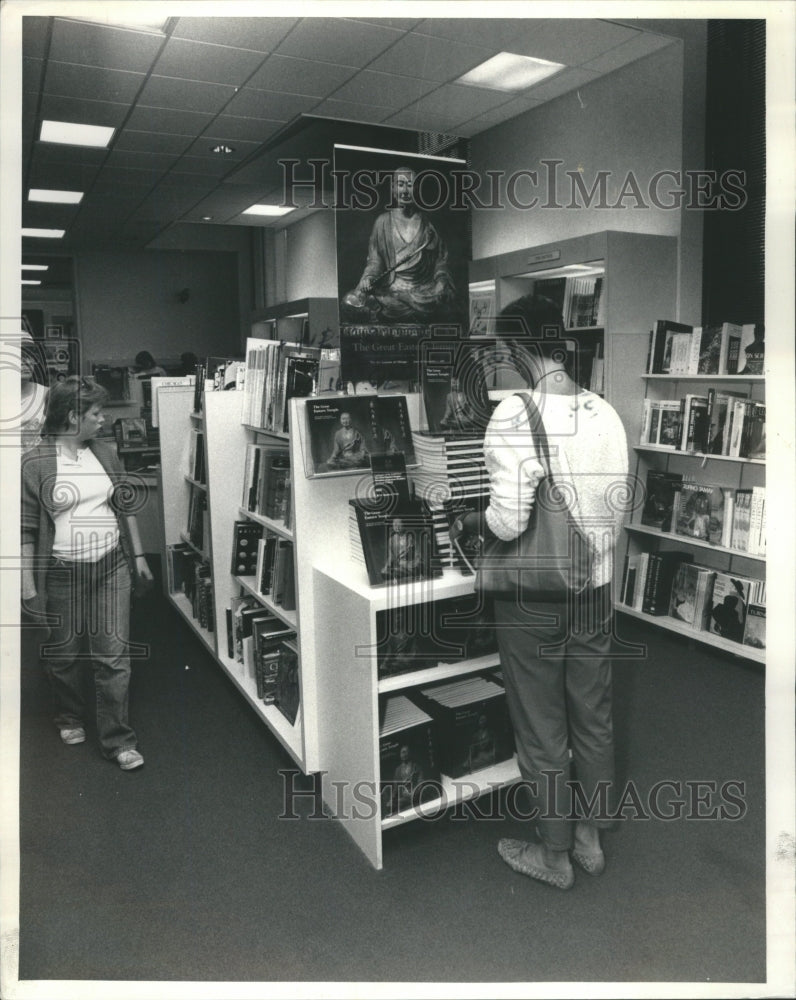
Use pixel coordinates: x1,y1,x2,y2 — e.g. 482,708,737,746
44,375,108,436
495,293,573,372
135,351,157,370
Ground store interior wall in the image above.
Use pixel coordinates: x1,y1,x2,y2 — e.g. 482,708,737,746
72,248,242,369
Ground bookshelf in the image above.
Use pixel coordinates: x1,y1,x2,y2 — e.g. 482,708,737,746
621,371,765,663
250,297,339,355
283,394,520,870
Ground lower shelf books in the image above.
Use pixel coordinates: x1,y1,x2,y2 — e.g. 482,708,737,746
376,593,498,679
672,484,765,555
273,637,301,725
253,531,296,611
412,675,515,780
641,470,682,533
230,520,263,576
379,695,441,818
621,554,765,649
168,544,214,631
349,497,442,587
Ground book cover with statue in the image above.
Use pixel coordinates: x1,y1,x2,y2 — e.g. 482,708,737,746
334,145,470,392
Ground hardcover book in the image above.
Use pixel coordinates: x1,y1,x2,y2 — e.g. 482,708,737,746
273,638,301,724
379,695,441,817
641,470,683,532
305,395,415,476
669,562,716,629
230,520,263,577
641,551,692,616
737,323,764,375
708,572,752,643
420,339,493,437
742,603,766,649
349,497,440,587
650,320,693,374
675,482,714,541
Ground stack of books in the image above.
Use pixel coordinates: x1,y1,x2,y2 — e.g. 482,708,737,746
379,695,441,818
646,320,754,376
242,338,321,432
241,444,291,522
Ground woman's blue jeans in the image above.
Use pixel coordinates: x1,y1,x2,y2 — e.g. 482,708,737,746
42,546,137,758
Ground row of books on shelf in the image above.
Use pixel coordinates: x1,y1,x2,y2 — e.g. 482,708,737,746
192,357,247,413
532,273,605,330
379,674,515,816
241,443,291,524
241,339,339,433
168,544,215,632
186,485,209,552
646,320,763,376
640,391,764,459
225,595,300,724
621,552,765,650
187,428,206,484
641,470,765,556
231,519,296,612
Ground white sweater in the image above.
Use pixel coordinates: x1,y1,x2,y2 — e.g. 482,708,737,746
483,390,629,588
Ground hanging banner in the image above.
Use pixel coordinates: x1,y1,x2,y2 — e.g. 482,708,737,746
334,145,470,393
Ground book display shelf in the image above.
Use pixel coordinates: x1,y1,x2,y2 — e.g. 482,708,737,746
158,379,320,772
621,370,765,664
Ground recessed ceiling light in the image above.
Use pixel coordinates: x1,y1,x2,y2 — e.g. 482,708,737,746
22,227,66,238
40,120,115,148
457,52,565,92
243,204,296,217
211,144,235,155
29,188,84,204
201,216,213,221
22,280,42,286
22,264,49,271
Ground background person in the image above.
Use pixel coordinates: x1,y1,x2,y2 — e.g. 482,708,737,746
453,294,629,890
21,376,154,770
19,328,49,453
133,350,167,377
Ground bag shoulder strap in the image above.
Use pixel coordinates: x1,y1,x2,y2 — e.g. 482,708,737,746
515,391,553,478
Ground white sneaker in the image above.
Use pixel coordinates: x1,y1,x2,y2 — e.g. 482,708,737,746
116,749,144,771
60,727,86,745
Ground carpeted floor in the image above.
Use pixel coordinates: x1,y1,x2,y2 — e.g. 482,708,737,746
17,578,766,986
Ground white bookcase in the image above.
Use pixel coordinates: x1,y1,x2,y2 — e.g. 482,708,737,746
622,372,765,664
288,394,520,870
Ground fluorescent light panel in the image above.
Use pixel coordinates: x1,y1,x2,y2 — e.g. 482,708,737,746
22,280,42,285
29,188,84,204
243,204,295,217
22,264,49,271
22,227,65,238
457,52,565,92
40,120,115,148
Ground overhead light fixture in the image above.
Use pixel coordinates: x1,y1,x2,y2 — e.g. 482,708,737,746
457,52,565,92
40,120,115,148
22,264,49,271
69,13,169,32
29,188,84,204
211,144,235,155
22,227,65,238
243,204,295,217
201,215,213,221
22,280,42,286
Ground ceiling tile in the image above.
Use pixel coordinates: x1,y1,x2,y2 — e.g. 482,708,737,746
134,186,209,218
171,16,297,52
310,99,394,126
39,93,130,128
91,166,157,193
22,16,50,60
346,18,424,31
22,202,80,228
169,154,249,178
44,61,146,104
201,115,285,145
27,160,103,191
114,130,195,156
23,57,44,93
224,88,317,122
30,143,109,169
247,54,357,98
125,105,215,135
400,83,513,120
383,107,465,134
136,75,237,114
520,66,599,101
274,18,404,67
367,31,495,82
330,70,439,109
581,30,677,73
104,149,179,174
153,37,267,86
49,17,164,73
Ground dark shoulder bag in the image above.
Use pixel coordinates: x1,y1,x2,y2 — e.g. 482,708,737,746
477,392,595,602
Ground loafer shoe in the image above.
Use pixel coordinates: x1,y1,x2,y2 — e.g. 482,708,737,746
116,749,144,771
498,838,574,890
60,726,86,745
572,846,606,876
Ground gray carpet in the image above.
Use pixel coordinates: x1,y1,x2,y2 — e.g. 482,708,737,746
18,581,765,985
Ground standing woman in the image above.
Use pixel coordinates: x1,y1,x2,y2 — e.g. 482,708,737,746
21,376,153,770
455,294,630,890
